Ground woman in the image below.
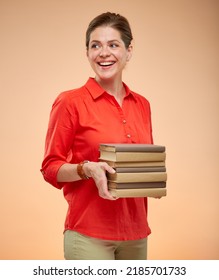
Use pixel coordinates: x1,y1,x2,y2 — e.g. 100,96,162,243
41,12,153,260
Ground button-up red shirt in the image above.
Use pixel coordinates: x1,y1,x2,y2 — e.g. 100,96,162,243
41,77,153,240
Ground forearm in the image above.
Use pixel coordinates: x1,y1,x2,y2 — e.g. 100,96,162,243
57,163,81,182
57,161,95,182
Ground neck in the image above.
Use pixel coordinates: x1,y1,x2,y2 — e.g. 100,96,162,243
95,76,125,100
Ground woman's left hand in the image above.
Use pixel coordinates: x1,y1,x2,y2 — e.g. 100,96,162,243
83,161,117,200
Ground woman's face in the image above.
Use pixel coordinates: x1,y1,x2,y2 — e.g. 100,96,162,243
87,26,132,82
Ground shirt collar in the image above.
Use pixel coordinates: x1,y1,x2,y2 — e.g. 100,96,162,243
85,77,137,101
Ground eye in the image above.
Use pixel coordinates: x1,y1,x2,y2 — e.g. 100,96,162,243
110,43,118,48
90,43,100,49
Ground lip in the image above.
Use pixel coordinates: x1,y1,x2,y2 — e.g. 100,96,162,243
97,61,116,67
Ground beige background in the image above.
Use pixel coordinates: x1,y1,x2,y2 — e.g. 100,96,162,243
1,0,218,259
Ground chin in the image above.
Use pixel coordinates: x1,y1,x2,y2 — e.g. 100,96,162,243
96,72,117,81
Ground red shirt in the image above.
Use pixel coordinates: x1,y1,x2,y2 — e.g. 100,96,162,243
41,78,153,240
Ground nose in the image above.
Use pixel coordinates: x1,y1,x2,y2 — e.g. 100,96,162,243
99,45,110,57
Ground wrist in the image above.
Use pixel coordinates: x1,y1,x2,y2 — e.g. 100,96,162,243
77,160,90,180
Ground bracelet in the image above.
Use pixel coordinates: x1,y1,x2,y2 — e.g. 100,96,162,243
77,160,90,180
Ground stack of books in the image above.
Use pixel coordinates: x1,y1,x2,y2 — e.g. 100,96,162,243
99,143,167,198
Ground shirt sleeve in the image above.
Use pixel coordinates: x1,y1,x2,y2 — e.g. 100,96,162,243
40,92,77,189
136,93,154,144
148,101,154,144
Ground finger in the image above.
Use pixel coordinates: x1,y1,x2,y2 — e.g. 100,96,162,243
100,190,117,200
99,162,115,174
97,181,117,200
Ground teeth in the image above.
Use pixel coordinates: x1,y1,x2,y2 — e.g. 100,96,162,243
99,62,114,66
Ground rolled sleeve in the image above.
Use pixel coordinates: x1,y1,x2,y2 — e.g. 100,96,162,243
40,161,65,189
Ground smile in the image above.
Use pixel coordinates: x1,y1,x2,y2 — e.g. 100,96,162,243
98,61,115,67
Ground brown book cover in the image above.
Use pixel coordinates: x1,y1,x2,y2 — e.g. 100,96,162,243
107,172,167,183
108,181,166,189
99,151,166,162
113,166,166,173
100,143,165,152
109,187,167,198
99,159,166,168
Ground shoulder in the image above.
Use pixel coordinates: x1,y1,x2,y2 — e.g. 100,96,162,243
47,85,90,120
131,90,151,107
55,85,87,103
124,82,151,107
51,85,89,110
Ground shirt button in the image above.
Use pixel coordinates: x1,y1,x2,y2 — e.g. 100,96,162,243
123,119,126,124
127,134,131,138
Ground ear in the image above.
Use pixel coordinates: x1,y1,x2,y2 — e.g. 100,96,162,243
126,44,133,61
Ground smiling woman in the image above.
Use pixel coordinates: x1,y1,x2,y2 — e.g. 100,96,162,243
87,26,133,96
41,12,154,260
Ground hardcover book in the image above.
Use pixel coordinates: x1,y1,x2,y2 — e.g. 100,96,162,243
108,181,166,189
99,159,166,168
112,166,166,173
99,143,165,152
99,151,166,162
107,171,167,183
109,187,167,198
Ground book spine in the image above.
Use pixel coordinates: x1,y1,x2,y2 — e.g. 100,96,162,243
107,172,167,183
99,144,165,152
99,159,166,167
109,188,167,198
108,181,166,189
114,167,166,173
100,151,166,162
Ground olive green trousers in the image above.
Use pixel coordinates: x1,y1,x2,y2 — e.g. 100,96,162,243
64,230,147,260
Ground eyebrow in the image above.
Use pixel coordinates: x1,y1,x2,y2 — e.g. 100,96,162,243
90,39,121,44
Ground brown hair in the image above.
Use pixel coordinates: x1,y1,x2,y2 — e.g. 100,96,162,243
86,12,133,49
